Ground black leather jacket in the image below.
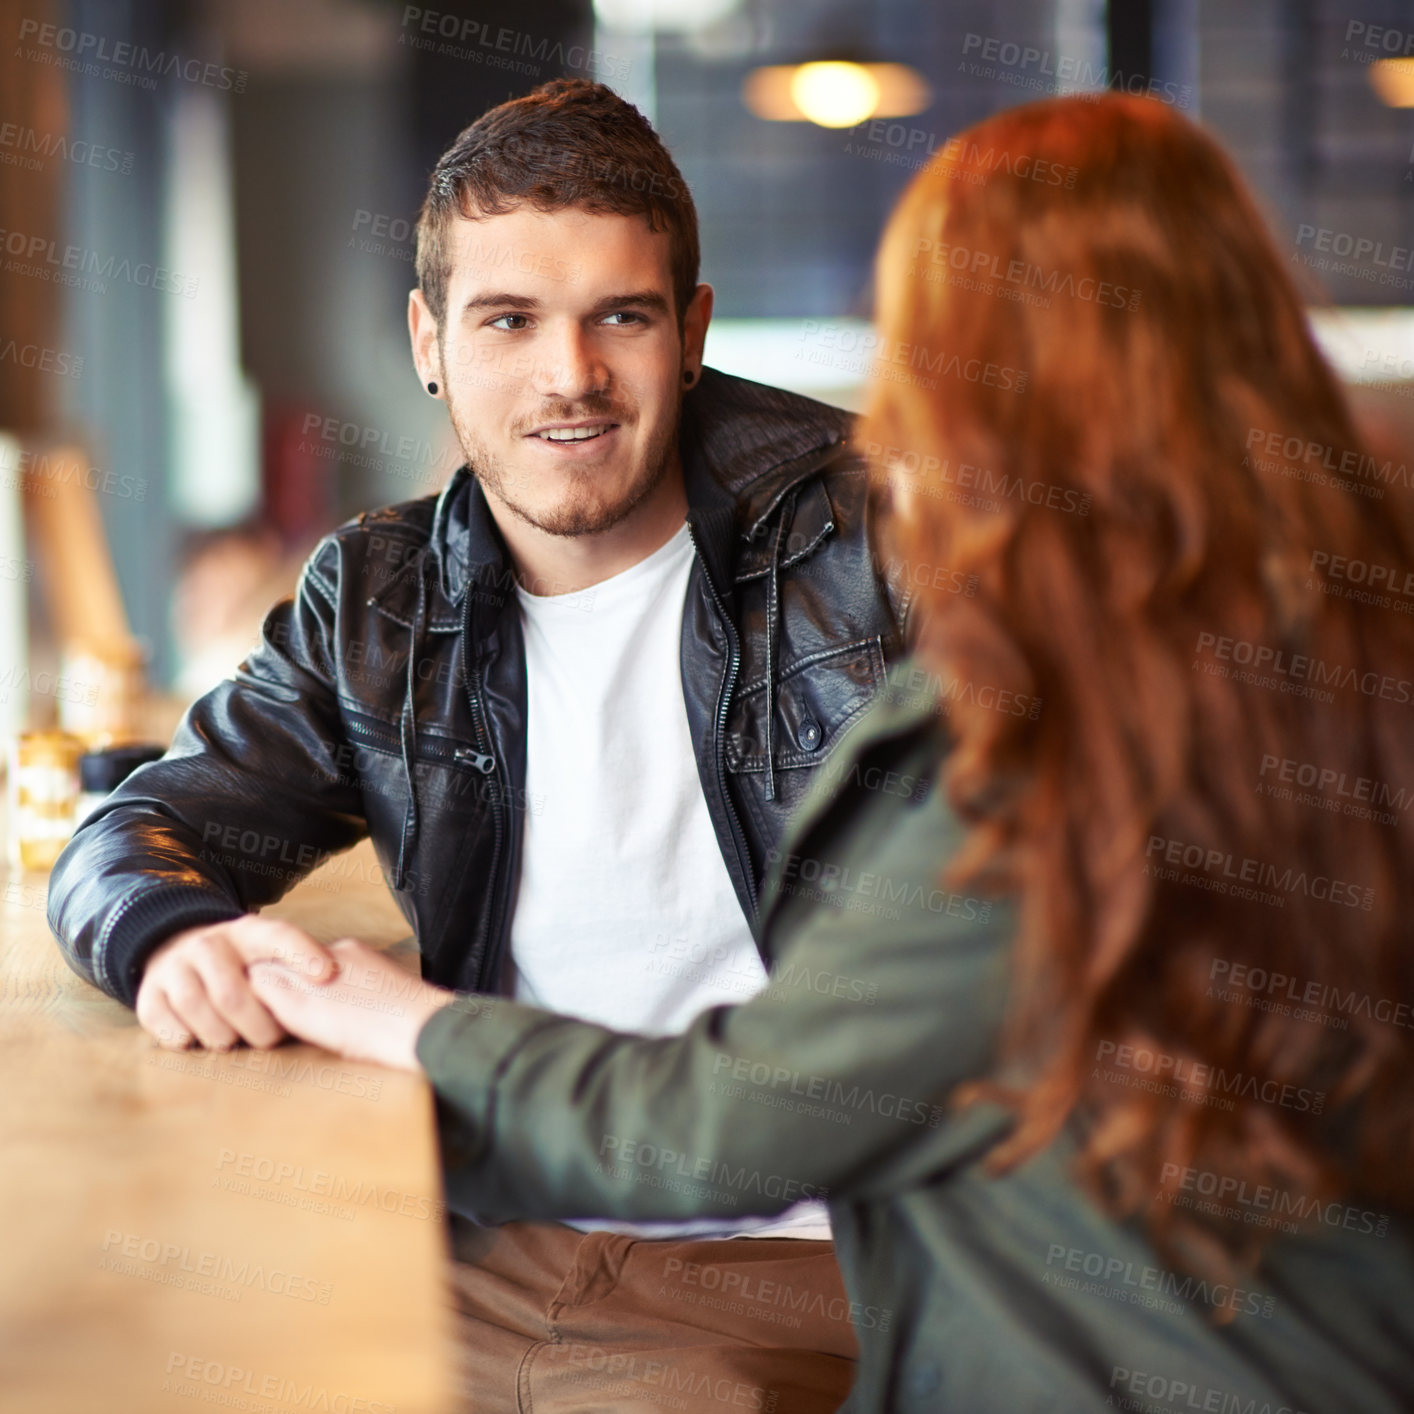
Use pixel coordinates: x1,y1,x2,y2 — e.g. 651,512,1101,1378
49,369,907,1007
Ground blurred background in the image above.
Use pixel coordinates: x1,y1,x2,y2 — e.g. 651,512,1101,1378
0,0,1411,719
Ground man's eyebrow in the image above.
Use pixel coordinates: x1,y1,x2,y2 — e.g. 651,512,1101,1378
459,289,671,317
590,290,670,316
462,291,540,314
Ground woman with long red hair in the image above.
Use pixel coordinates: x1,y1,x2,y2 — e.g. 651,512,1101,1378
871,89,1414,1281
254,93,1414,1411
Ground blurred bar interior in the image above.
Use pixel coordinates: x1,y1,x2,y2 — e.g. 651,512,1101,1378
0,0,1412,818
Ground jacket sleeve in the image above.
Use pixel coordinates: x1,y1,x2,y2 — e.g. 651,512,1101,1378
416,696,1013,1223
47,539,370,1008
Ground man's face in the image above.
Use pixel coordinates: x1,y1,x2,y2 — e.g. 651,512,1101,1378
414,205,707,538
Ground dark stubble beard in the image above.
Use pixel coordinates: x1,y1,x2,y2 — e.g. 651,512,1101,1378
446,384,682,538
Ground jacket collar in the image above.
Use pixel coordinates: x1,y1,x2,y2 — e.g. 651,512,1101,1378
678,366,851,530
383,366,853,634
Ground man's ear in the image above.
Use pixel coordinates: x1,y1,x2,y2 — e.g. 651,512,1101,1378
681,282,714,383
408,288,443,397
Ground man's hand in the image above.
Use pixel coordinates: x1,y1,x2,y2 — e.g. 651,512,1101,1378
249,939,453,1072
136,916,338,1051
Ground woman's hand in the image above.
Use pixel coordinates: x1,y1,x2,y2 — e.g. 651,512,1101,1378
248,938,454,1072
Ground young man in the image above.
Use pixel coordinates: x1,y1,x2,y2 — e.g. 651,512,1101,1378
49,79,904,1410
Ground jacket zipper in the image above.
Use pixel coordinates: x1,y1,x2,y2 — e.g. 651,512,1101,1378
461,596,508,991
687,518,758,917
346,713,487,769
453,747,496,773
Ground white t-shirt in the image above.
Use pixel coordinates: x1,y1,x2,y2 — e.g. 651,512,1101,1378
510,522,831,1241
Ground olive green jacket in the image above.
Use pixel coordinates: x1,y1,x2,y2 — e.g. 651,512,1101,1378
417,662,1414,1413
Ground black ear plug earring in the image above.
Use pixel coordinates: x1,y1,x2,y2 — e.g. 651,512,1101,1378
683,369,696,387
427,380,439,395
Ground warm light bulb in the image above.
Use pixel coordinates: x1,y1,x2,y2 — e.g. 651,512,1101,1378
1370,57,1414,107
788,62,881,128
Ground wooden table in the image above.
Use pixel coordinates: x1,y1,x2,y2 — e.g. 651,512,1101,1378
0,838,456,1414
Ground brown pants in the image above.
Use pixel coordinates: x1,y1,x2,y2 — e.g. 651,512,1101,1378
446,1218,859,1413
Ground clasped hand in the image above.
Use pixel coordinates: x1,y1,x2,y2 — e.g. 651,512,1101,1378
135,916,452,1071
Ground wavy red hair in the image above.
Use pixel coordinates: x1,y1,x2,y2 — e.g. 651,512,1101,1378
864,93,1414,1279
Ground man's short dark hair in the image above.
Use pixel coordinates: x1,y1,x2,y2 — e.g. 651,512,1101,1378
415,78,700,327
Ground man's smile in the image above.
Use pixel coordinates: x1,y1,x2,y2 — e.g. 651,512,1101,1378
524,418,622,451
